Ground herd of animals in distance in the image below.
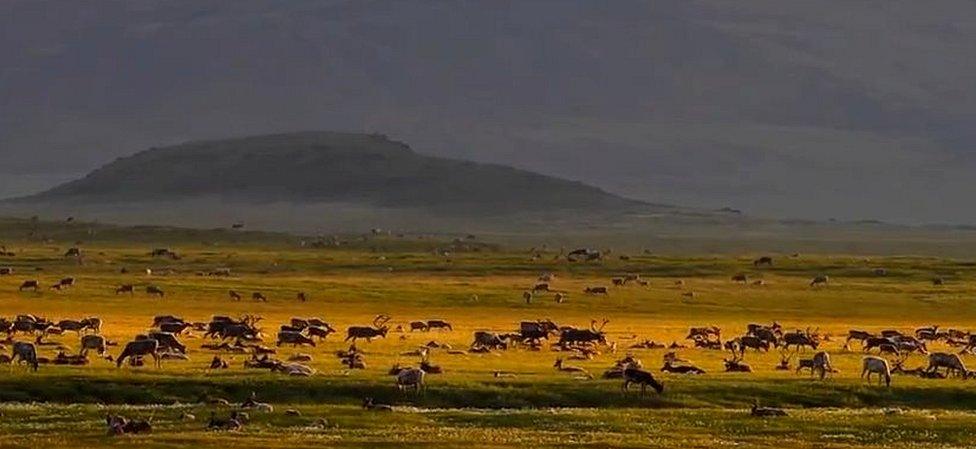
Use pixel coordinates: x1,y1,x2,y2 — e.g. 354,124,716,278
0,234,972,436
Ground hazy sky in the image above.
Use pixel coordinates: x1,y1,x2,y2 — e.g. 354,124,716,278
3,1,975,223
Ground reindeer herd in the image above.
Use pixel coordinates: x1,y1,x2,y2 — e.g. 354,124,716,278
2,246,976,422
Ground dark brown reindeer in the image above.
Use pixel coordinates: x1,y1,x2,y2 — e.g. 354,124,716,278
116,339,161,368
621,365,665,396
345,315,392,342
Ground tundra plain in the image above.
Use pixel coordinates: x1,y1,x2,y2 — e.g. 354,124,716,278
2,221,976,448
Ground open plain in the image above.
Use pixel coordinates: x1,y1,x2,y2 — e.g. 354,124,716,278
1,219,976,448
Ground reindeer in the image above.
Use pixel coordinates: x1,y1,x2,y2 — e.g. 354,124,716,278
80,334,107,357
116,339,161,368
736,335,770,353
56,319,86,334
686,326,721,341
146,285,165,297
362,397,394,411
426,320,453,331
116,284,134,295
228,290,242,301
621,365,665,396
731,274,748,283
306,325,335,341
584,286,609,295
753,256,774,267
558,319,609,347
845,330,874,350
18,280,39,292
11,341,38,371
554,358,592,379
296,292,308,302
661,361,705,374
782,329,819,351
532,283,551,293
797,351,833,380
724,352,752,373
409,321,428,332
927,352,969,378
395,367,426,394
420,351,443,374
251,292,268,302
276,331,316,347
810,275,829,287
345,315,391,342
81,317,102,334
471,331,508,351
861,356,892,386
751,400,787,417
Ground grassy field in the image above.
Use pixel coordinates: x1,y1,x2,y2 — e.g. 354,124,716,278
2,221,976,447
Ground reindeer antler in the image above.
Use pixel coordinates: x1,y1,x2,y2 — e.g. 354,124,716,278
599,318,609,332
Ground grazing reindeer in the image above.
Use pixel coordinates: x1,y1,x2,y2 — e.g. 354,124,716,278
11,342,38,371
797,351,833,380
146,285,165,297
228,290,242,301
116,339,161,368
296,292,308,302
753,256,773,267
861,356,892,386
927,352,969,378
115,284,134,295
18,280,39,292
621,365,665,396
532,283,551,293
731,274,748,283
810,275,829,287
409,321,429,332
251,292,268,302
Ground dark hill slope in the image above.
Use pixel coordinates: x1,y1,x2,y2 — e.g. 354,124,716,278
22,132,642,214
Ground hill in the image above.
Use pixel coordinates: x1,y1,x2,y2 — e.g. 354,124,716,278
18,132,642,214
